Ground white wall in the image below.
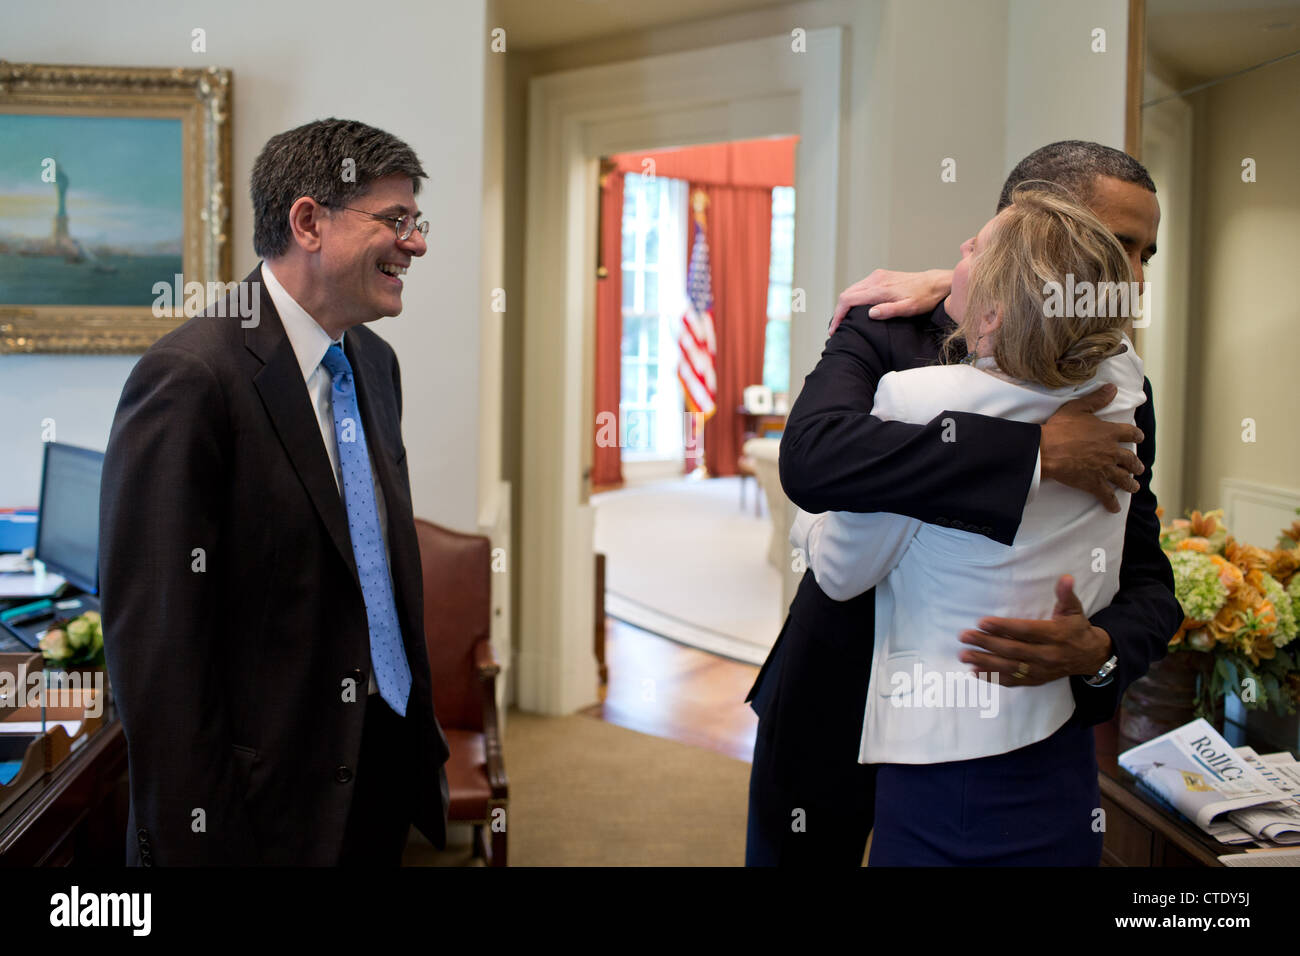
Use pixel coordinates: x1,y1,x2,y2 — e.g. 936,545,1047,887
0,0,490,535
1005,0,1129,173
1185,55,1300,510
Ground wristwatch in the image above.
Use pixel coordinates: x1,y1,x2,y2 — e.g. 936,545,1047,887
1083,654,1118,687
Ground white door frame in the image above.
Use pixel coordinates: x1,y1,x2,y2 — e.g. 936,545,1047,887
1139,71,1192,517
519,28,844,714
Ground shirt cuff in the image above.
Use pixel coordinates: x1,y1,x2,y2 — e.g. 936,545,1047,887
789,508,817,554
1026,449,1042,504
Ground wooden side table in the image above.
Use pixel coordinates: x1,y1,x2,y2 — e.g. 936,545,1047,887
0,703,128,866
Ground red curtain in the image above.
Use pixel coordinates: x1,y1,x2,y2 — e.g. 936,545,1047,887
592,169,624,487
610,137,796,188
696,183,772,478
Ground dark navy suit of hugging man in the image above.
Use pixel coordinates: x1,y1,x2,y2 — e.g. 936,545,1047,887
745,142,1183,866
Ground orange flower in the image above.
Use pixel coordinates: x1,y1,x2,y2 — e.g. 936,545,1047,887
1279,520,1300,547
1255,598,1278,637
1247,630,1278,666
1226,537,1271,573
1208,599,1250,645
1178,537,1210,553
1209,554,1244,594
1268,546,1300,585
1188,510,1222,538
1170,616,1206,647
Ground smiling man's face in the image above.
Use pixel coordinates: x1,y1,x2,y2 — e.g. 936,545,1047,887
318,172,427,326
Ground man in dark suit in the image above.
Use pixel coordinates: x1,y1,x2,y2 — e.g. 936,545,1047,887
100,118,449,865
746,141,1184,865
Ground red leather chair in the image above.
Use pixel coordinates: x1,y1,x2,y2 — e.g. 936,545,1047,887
415,519,508,866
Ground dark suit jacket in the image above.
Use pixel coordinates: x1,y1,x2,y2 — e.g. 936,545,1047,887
748,304,1181,755
100,265,450,865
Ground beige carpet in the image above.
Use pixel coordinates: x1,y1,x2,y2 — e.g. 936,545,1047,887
592,476,783,664
404,710,750,866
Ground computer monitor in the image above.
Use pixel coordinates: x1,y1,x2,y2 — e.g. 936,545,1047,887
34,443,104,595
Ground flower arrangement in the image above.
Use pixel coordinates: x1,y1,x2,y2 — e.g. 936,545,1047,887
36,610,106,669
1161,508,1300,717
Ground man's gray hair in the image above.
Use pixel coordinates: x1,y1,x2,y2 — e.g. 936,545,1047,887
997,140,1156,212
251,118,426,259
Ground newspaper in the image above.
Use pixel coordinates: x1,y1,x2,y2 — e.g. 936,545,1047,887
1227,747,1300,845
1119,718,1300,846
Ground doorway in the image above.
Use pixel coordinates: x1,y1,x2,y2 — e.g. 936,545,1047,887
592,140,796,665
518,28,844,714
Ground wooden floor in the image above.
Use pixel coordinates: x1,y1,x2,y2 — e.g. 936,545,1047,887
581,617,761,762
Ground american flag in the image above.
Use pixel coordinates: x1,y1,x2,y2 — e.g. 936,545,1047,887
678,215,717,420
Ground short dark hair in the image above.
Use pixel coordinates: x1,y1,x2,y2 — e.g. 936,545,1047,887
996,140,1155,212
251,118,426,259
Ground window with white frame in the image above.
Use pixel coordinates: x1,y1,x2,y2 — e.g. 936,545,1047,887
620,172,687,460
763,185,795,397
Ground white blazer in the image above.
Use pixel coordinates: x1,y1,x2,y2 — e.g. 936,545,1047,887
790,336,1146,764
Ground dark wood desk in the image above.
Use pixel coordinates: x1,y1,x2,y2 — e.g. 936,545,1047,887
0,696,128,866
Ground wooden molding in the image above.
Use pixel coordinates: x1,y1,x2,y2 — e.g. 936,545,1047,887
1125,0,1146,158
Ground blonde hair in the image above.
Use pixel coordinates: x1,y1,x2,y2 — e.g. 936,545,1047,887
951,183,1134,388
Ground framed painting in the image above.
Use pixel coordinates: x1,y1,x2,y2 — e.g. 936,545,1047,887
0,62,232,353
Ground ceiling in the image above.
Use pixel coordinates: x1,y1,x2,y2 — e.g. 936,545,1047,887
1147,0,1300,88
498,0,793,51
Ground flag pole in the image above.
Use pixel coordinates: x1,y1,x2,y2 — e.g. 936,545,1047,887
682,188,714,479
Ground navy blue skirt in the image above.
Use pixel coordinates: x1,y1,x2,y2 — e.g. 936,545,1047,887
868,718,1103,866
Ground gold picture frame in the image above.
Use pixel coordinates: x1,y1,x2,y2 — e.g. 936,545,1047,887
0,61,232,353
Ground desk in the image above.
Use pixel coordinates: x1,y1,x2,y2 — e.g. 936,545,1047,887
0,652,128,866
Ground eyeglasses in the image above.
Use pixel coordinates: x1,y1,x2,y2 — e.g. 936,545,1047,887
321,203,430,241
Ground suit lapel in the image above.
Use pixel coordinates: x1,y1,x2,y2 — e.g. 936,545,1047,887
243,269,360,590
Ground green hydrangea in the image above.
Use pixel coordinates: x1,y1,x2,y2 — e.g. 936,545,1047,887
1288,574,1300,605
1260,572,1297,648
1167,550,1228,622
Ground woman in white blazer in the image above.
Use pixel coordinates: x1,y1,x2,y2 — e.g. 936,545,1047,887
792,185,1145,865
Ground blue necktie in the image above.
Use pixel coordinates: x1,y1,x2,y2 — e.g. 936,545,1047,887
320,343,412,716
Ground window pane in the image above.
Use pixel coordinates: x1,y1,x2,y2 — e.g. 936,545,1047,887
644,270,657,314
763,317,790,395
622,314,642,355
622,271,635,312
763,186,795,394
620,363,639,405
772,185,795,216
767,282,791,319
645,225,658,266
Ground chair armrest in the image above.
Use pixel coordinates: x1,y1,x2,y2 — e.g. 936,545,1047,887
473,635,500,680
474,637,509,799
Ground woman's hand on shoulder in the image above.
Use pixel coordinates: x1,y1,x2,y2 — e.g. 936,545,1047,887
828,268,954,335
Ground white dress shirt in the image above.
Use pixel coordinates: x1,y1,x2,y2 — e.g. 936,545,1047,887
790,337,1146,764
261,260,395,696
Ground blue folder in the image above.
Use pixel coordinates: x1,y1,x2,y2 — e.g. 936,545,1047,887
0,510,38,554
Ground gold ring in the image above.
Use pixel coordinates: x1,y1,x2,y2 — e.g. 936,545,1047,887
1013,662,1030,681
